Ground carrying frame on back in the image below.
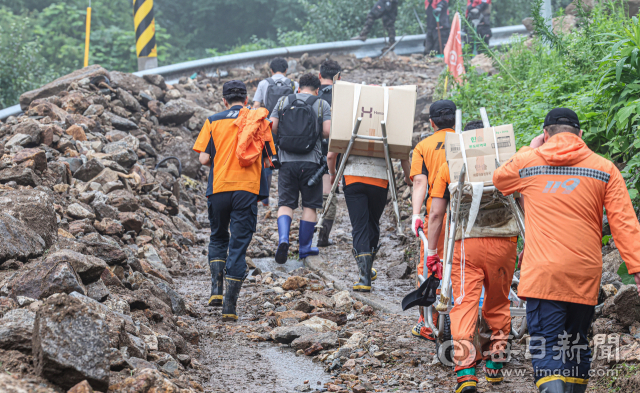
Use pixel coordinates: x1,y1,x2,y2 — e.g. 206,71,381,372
317,116,403,235
418,108,528,349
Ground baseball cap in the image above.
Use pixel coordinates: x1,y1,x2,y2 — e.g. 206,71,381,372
401,273,440,311
429,100,457,119
543,108,580,129
222,80,247,96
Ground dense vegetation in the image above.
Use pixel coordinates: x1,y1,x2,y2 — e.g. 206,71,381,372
448,0,640,201
0,0,562,108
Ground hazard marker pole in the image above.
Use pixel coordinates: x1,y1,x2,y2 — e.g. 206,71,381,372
84,3,92,68
133,0,158,71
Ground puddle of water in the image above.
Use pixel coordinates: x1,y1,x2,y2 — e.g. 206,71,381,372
261,344,329,390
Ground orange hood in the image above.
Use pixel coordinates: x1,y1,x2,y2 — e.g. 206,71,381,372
535,133,592,166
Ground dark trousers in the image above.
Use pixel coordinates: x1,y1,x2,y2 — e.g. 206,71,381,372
361,0,398,42
526,298,595,384
424,6,450,54
208,191,257,279
344,182,388,254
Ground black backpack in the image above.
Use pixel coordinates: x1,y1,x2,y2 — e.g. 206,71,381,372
277,94,323,154
264,78,295,116
318,85,333,107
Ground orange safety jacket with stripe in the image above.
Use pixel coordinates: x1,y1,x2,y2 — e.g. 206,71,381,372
493,132,640,305
410,128,455,213
193,105,274,197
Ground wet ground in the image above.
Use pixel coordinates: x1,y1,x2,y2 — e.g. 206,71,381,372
170,184,540,393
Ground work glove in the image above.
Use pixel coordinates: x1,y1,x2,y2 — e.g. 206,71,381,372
433,6,442,18
412,214,423,237
426,253,443,280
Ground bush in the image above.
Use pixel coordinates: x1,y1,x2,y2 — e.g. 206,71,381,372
447,0,639,201
0,10,53,109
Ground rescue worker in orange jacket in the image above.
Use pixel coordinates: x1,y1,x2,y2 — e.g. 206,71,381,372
493,108,640,393
410,100,456,341
427,121,517,393
193,80,275,322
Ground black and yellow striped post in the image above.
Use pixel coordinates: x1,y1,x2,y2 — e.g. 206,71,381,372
133,0,158,71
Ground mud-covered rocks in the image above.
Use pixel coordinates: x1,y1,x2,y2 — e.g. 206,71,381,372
0,213,46,263
283,276,309,291
19,65,110,110
10,256,85,300
79,233,127,265
74,159,105,182
0,373,57,392
292,332,339,351
108,368,196,392
0,167,41,187
0,308,36,352
0,188,57,247
613,284,640,327
33,293,111,391
270,325,315,344
159,99,196,124
45,250,107,285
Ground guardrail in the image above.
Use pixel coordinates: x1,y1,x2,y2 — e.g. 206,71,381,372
0,24,527,120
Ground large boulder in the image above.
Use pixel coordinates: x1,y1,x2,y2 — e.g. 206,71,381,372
33,293,111,391
159,99,196,124
117,88,142,112
108,189,140,212
159,137,201,178
0,167,41,187
613,284,640,327
10,119,43,145
110,71,164,101
0,309,36,353
79,233,127,265
19,65,110,110
269,325,315,344
0,188,57,247
74,159,105,182
45,250,108,285
102,111,138,131
10,257,85,300
0,213,46,263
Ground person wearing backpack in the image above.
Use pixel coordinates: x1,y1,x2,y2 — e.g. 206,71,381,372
269,73,331,264
192,80,275,322
253,57,298,114
253,57,298,207
316,59,341,247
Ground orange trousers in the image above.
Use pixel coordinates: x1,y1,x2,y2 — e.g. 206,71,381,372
449,237,516,371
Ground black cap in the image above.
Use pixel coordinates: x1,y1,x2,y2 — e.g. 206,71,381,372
429,100,456,119
401,274,440,311
222,80,247,96
543,108,580,129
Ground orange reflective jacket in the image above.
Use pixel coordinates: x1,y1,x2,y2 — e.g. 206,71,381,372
234,107,276,167
493,133,640,305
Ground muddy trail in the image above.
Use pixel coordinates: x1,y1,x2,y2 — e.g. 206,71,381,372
168,167,538,393
0,48,630,393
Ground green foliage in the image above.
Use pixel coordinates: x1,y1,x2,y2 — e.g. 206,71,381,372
617,261,636,285
596,16,640,201
448,0,640,207
0,10,53,109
